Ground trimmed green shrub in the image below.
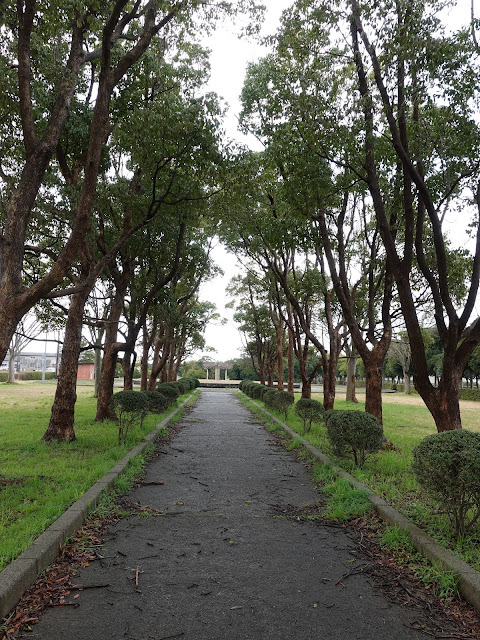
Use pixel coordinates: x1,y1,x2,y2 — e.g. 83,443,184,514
256,385,270,399
142,391,169,414
274,390,295,419
182,377,199,389
295,398,325,432
326,410,383,467
0,372,8,382
263,389,278,409
174,379,191,393
242,381,256,397
251,384,268,400
412,430,480,539
111,391,149,444
324,409,336,424
459,388,480,402
14,371,56,381
157,383,180,403
263,390,294,419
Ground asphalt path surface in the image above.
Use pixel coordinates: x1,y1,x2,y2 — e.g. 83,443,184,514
26,390,427,639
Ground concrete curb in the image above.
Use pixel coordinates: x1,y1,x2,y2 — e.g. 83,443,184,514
0,391,197,620
246,395,480,614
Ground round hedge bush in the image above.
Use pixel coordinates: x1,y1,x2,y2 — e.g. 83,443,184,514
157,383,180,403
251,384,268,400
110,391,149,443
295,398,325,432
263,389,278,409
242,382,256,397
412,430,480,539
274,391,295,419
326,410,383,467
174,379,190,393
142,391,169,414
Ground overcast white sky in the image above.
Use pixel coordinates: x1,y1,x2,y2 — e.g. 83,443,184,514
197,0,293,362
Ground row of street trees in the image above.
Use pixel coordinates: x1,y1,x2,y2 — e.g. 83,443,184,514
2,0,480,439
0,0,262,441
220,0,480,433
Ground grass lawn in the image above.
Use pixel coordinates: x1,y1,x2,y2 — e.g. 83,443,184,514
0,381,189,571
252,389,480,573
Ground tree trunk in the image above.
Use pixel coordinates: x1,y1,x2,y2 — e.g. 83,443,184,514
147,339,163,390
95,345,120,421
95,285,127,421
267,366,274,387
403,369,411,394
364,358,384,426
147,331,164,390
346,355,358,403
345,340,358,403
167,341,176,381
421,369,463,432
323,363,336,410
287,305,295,393
122,353,134,390
140,321,149,391
93,330,104,398
7,351,15,384
276,318,284,391
323,332,341,410
301,378,311,398
43,290,89,442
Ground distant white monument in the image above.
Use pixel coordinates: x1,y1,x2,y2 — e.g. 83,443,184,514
203,361,233,381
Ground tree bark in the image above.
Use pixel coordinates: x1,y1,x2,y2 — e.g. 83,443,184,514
345,341,359,403
93,330,104,398
95,272,130,420
276,318,284,391
301,378,312,398
287,304,295,393
403,370,411,394
122,352,135,390
140,320,150,391
43,289,89,442
7,350,16,384
364,357,384,426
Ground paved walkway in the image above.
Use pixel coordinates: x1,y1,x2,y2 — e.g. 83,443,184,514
26,391,426,639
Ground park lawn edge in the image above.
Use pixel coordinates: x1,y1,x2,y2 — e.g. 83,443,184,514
238,392,480,615
0,390,198,620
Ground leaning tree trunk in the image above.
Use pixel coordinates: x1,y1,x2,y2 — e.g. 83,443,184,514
403,368,411,394
93,330,104,398
95,344,120,421
95,287,126,421
147,330,164,390
43,289,89,442
287,305,295,394
276,319,284,391
140,321,151,391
